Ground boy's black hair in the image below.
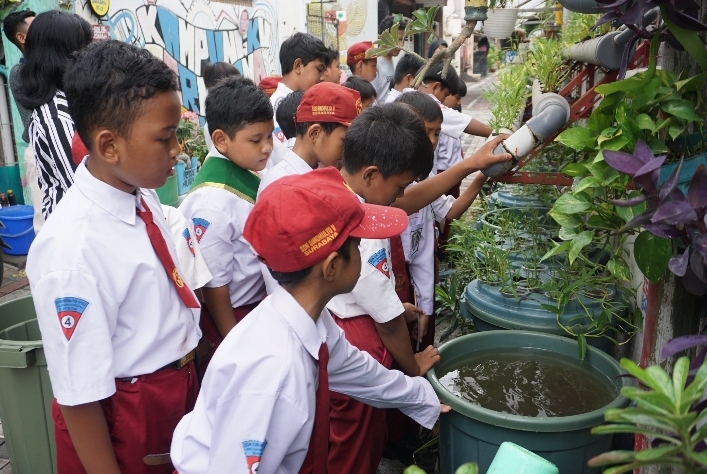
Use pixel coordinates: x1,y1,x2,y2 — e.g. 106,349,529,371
64,40,177,149
206,76,273,139
276,90,305,140
269,236,354,285
394,54,424,85
456,77,467,98
421,62,460,96
378,14,409,34
295,120,341,137
394,91,442,123
343,76,377,102
343,103,433,180
280,32,330,75
3,9,35,49
203,61,240,89
17,10,93,110
327,47,340,63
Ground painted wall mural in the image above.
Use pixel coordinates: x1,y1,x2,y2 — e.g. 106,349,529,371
80,0,280,118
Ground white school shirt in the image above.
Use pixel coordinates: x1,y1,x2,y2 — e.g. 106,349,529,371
269,82,294,169
373,56,396,104
402,88,472,139
436,132,463,172
327,193,405,323
179,151,266,308
257,149,313,198
171,286,439,474
401,179,455,316
26,162,201,406
384,88,403,104
161,205,213,290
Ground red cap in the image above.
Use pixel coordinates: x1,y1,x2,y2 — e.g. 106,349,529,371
295,82,362,127
244,168,408,273
347,41,376,65
258,76,282,97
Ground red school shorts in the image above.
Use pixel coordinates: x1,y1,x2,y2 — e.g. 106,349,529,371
53,361,199,474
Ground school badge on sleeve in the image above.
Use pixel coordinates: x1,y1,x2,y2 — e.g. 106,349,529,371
274,127,286,143
242,440,267,474
54,297,89,341
191,217,211,243
367,248,390,278
182,228,195,256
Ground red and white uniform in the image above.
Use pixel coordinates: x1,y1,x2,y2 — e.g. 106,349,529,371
179,152,266,309
27,162,201,473
171,286,439,474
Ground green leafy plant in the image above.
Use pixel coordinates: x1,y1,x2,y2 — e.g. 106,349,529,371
483,63,529,132
435,272,473,342
527,37,569,92
405,462,478,474
561,13,611,47
178,111,209,164
589,354,707,473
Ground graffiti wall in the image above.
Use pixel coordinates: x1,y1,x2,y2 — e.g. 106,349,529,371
79,0,288,119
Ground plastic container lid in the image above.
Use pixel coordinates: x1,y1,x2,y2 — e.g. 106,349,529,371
488,442,559,474
0,205,34,220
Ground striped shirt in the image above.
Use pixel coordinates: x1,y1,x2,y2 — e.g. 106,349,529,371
28,90,77,219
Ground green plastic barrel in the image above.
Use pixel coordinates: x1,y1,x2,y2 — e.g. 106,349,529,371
155,175,179,208
427,331,630,474
0,296,56,474
460,280,620,354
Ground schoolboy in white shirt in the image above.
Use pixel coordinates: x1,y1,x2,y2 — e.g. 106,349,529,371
269,33,330,168
179,76,272,366
258,81,361,196
27,40,201,474
171,168,447,474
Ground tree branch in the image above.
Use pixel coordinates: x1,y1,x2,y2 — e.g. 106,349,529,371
411,20,478,88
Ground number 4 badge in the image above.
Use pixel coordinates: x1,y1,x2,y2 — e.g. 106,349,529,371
54,297,90,341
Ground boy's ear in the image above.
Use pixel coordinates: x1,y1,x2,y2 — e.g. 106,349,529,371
211,129,230,154
293,58,304,75
93,129,120,165
361,165,382,185
306,124,323,143
320,251,340,282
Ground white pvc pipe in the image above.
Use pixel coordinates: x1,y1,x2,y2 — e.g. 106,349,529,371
0,75,17,165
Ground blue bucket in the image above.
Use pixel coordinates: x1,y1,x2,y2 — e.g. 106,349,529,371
0,205,36,255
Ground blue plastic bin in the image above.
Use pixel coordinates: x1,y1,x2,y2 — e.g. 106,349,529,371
0,206,36,255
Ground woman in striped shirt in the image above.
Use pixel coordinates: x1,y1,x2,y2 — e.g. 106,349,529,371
16,10,92,220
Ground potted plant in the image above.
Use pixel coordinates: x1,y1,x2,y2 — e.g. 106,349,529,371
176,111,208,195
527,37,569,93
484,0,519,40
482,62,529,132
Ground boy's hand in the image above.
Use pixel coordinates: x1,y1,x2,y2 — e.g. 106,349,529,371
402,302,423,323
465,135,512,171
414,345,441,376
441,404,452,413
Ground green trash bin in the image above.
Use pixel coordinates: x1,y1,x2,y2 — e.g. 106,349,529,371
0,296,56,474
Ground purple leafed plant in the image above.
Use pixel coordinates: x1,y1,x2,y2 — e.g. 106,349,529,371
604,140,707,295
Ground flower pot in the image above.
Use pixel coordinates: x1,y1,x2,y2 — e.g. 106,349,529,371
427,331,630,474
483,8,519,40
463,279,621,353
658,153,707,194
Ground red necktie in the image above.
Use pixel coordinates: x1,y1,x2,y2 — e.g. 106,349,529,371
299,343,330,474
136,198,200,309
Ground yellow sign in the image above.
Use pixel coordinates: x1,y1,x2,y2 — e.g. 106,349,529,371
466,0,488,7
89,0,110,17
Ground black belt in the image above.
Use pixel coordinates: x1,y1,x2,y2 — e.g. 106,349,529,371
160,349,196,371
